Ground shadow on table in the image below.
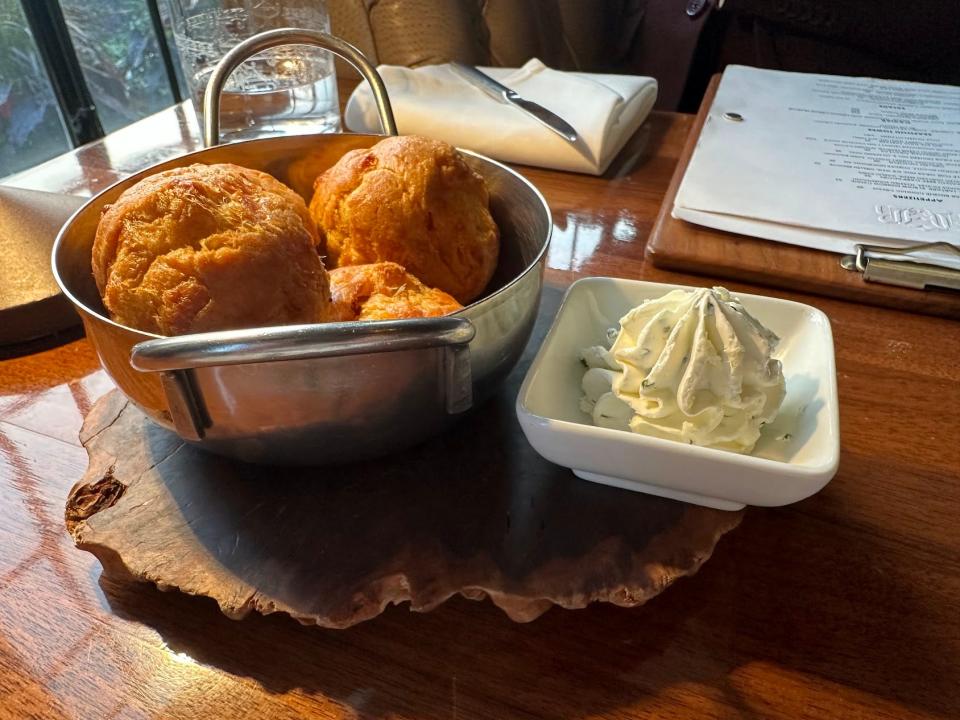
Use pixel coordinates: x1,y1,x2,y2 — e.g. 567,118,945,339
100,574,764,719
99,484,959,719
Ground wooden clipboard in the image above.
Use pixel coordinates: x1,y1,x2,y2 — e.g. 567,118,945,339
646,75,960,320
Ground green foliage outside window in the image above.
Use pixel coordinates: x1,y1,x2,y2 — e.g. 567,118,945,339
0,0,174,177
0,0,69,177
60,0,173,133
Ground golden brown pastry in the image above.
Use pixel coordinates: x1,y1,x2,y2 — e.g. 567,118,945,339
309,135,499,304
328,262,463,321
92,163,332,336
284,137,373,199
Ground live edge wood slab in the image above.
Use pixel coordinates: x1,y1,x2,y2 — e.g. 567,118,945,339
64,290,742,629
65,391,741,627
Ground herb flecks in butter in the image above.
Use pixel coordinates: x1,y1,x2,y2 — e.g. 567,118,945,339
578,286,787,455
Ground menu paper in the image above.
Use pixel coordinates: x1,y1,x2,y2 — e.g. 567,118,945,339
673,66,960,268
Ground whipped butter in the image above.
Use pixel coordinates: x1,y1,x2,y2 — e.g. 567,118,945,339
579,287,786,454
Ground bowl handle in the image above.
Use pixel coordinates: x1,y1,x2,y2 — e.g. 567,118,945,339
130,317,474,441
202,27,398,147
130,317,474,370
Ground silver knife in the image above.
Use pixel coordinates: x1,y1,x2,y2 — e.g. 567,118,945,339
449,62,579,143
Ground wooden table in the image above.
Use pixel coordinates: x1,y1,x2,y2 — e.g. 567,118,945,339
2,102,959,720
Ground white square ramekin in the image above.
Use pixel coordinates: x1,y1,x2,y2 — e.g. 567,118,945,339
516,277,840,510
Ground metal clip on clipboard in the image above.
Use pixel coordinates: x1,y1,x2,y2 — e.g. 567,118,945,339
840,242,960,292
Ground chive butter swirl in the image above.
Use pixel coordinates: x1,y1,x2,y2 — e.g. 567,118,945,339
579,287,786,454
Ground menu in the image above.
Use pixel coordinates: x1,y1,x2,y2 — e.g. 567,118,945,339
673,66,960,268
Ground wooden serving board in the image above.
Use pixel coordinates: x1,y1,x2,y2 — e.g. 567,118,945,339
64,287,743,629
646,75,960,320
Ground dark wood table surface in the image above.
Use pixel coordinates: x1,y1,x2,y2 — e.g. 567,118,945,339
2,101,959,720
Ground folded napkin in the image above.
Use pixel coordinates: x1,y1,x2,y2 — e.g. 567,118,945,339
345,59,658,175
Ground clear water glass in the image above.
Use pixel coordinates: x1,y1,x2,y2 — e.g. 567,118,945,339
167,0,340,140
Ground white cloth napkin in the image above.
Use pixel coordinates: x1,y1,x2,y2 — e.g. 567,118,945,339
344,59,658,175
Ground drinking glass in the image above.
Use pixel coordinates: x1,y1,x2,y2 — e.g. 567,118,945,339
167,0,340,139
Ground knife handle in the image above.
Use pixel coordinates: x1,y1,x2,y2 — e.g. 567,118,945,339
449,62,513,102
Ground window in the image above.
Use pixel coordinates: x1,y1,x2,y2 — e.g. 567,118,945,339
60,0,175,133
0,0,71,177
0,0,182,179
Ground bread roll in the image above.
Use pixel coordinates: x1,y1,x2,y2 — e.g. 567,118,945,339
328,262,462,321
310,135,499,304
93,163,332,336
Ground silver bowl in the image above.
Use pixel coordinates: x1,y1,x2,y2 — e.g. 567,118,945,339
52,29,551,465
